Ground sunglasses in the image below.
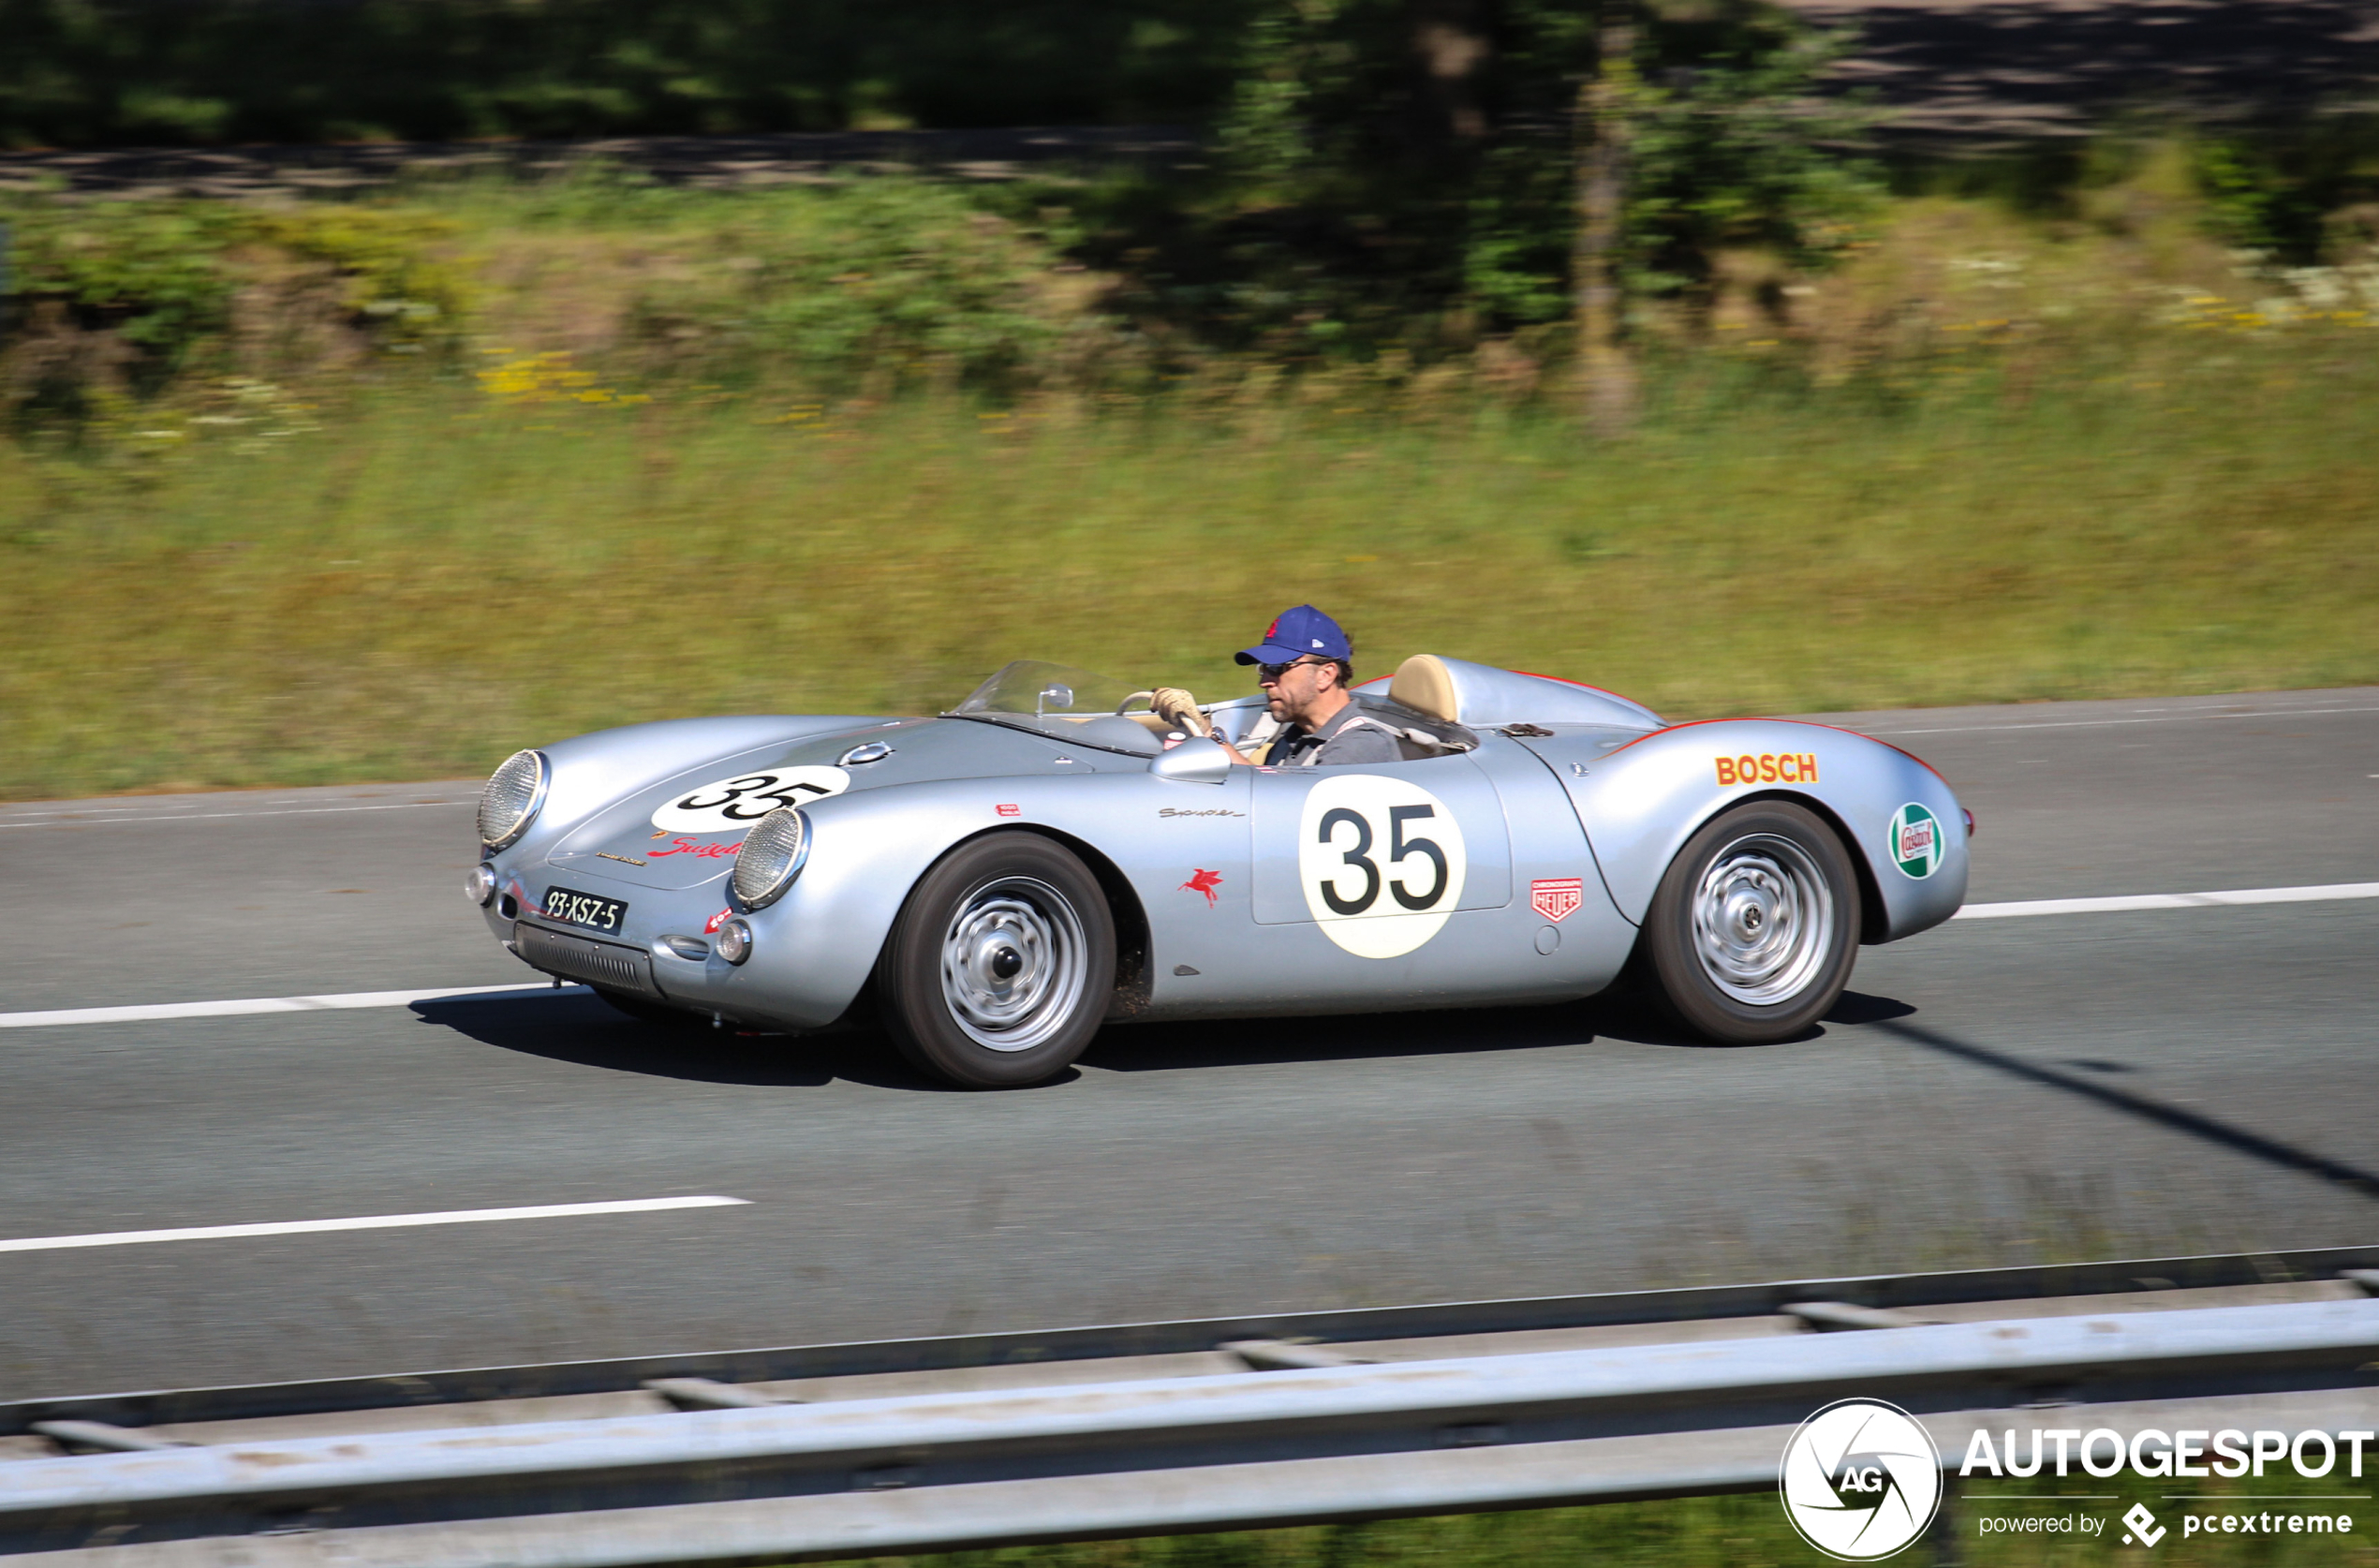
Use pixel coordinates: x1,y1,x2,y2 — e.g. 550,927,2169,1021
1257,658,1328,681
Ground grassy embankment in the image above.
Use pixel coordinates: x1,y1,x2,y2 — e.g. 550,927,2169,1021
859,1470,2373,1568
3,155,2376,801
4,337,2375,801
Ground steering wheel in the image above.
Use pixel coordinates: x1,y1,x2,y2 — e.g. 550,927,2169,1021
1116,690,1157,716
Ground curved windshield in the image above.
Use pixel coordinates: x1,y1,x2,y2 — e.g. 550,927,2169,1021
948,660,1165,755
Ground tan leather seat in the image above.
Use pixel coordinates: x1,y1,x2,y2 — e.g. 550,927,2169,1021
1386,655,1460,723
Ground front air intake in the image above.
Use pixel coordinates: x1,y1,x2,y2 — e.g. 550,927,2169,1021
516,924,662,998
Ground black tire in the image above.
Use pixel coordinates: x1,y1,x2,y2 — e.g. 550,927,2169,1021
1640,801,1861,1043
878,833,1116,1088
591,987,707,1029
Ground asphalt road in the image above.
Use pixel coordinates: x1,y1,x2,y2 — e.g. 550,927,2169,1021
1,688,2374,1402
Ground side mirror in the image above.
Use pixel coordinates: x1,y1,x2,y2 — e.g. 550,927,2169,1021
1149,737,1232,784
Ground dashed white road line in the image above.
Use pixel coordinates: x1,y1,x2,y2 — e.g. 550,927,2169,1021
1860,703,2379,737
0,983,580,1029
0,1196,749,1254
0,800,471,829
1955,882,2379,920
4,881,2376,1031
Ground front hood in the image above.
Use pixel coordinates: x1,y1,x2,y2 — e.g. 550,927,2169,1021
543,715,1127,889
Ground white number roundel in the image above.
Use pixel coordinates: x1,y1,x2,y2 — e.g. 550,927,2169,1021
650,766,850,834
1297,774,1468,958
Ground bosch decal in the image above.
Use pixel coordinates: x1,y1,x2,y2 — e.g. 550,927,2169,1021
1717,752,1818,786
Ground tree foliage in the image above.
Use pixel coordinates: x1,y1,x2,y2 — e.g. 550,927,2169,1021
1210,0,1882,346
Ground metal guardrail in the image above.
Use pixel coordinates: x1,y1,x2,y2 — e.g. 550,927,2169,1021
4,1246,2377,1566
12,1243,2376,1434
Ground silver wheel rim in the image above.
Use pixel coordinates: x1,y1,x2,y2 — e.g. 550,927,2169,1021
938,876,1090,1052
1690,834,1834,1007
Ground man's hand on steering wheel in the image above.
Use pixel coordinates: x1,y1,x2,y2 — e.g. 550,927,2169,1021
1150,688,1212,736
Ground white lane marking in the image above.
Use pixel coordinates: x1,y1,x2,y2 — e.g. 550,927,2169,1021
1957,882,2379,920
0,1196,749,1254
1862,703,2379,737
11,881,2377,1027
0,801,471,830
0,984,582,1030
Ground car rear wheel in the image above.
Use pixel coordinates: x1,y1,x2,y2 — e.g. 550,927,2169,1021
879,833,1116,1088
1640,801,1860,1043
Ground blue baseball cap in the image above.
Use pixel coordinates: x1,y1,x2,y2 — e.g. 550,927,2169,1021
1236,605,1353,666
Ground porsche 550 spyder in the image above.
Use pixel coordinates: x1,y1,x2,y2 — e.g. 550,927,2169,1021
468,656,1969,1087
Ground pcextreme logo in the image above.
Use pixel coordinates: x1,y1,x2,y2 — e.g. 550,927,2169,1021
1779,1399,1943,1561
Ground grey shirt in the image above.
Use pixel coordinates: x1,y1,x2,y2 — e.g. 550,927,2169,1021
1269,704,1405,767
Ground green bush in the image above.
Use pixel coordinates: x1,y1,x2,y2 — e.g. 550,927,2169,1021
0,197,476,418
248,208,473,348
4,200,243,368
616,178,1071,391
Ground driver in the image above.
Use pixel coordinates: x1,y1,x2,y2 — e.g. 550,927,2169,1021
1152,605,1402,767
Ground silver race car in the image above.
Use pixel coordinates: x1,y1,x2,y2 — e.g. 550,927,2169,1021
468,657,1968,1087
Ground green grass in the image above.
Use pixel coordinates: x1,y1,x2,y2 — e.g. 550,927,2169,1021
3,333,2375,802
820,1470,2379,1567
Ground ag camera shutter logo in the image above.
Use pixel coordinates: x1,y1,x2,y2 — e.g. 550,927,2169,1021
1779,1398,1943,1561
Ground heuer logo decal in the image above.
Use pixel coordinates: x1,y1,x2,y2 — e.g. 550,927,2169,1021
1887,803,1943,880
995,804,1023,818
1530,878,1584,923
1717,752,1817,786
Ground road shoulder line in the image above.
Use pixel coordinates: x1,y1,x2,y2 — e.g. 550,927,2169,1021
0,983,578,1030
0,1196,750,1254
1955,882,2379,920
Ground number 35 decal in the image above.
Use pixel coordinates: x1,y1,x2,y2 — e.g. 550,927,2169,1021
649,765,850,834
1296,775,1469,958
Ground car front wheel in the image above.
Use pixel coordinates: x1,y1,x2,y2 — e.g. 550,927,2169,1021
1640,801,1860,1043
879,833,1116,1088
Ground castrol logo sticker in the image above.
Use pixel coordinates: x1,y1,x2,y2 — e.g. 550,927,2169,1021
1888,802,1944,880
1716,752,1817,786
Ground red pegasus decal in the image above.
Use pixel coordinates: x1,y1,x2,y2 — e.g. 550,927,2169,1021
1180,868,1223,906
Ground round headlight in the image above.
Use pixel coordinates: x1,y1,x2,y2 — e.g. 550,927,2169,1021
731,806,810,910
478,749,550,850
716,918,754,965
465,863,499,906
